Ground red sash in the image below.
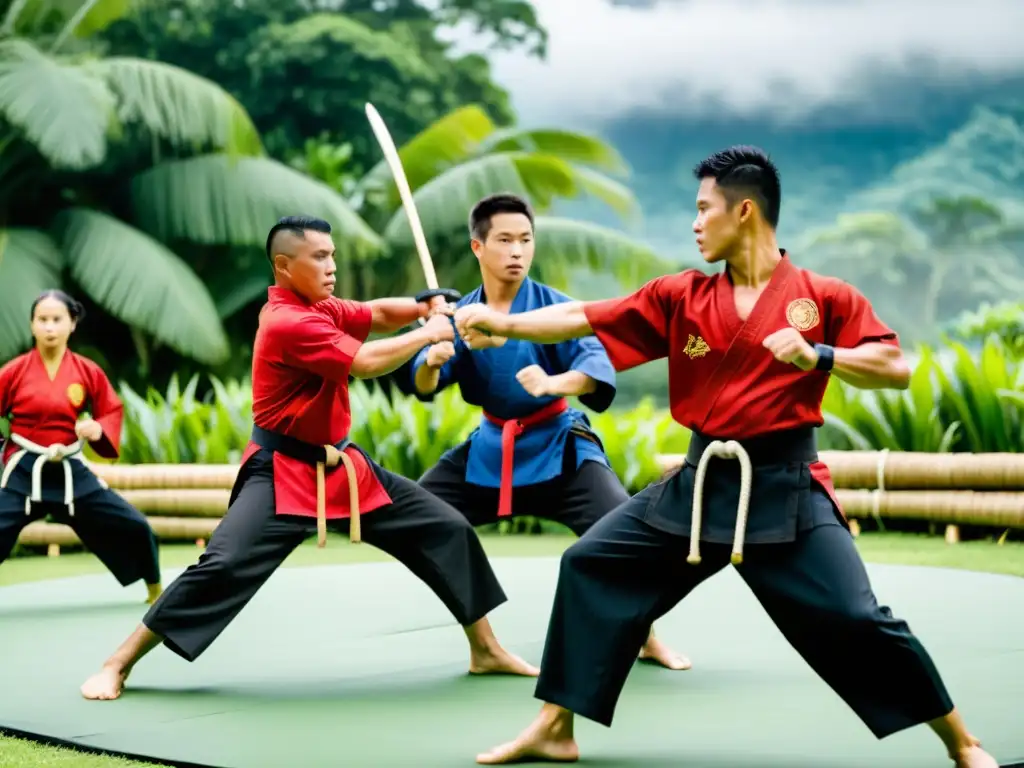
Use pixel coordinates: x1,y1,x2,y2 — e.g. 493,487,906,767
483,397,569,517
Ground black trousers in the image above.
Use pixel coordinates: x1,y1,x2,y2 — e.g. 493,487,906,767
143,449,508,662
0,487,161,586
418,440,627,535
535,483,955,738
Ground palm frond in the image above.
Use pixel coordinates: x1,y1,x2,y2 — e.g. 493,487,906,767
3,0,129,40
0,38,114,169
128,154,383,261
480,127,629,175
382,152,639,247
52,208,230,364
530,216,670,290
203,247,273,320
0,227,64,360
83,57,263,155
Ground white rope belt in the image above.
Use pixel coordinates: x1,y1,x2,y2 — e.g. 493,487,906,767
0,433,86,516
687,440,753,567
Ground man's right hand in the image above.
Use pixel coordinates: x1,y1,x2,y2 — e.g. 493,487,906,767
455,304,511,349
426,341,456,368
422,313,455,345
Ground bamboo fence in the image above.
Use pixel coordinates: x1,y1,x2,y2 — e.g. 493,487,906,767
15,451,1024,554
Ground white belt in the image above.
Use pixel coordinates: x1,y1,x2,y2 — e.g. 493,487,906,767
0,433,95,516
687,440,753,567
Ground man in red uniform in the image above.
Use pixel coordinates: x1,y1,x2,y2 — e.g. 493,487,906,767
80,215,533,701
456,148,998,768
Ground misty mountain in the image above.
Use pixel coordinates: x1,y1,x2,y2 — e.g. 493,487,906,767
847,103,1024,219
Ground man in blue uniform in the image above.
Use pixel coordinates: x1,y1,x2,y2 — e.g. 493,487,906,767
410,193,688,671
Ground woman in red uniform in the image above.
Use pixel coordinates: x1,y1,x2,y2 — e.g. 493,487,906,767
0,290,162,602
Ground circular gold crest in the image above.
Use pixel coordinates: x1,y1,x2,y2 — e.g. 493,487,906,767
786,299,820,331
67,382,85,408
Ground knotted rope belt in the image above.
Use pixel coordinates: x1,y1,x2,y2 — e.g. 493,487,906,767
684,427,818,567
687,440,753,566
250,426,361,546
0,433,97,516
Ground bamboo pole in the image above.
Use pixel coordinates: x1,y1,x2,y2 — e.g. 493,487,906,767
17,517,220,548
117,489,230,516
90,463,239,489
835,489,1024,527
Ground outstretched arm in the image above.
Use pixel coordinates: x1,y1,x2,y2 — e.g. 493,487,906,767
365,297,447,333
456,301,592,346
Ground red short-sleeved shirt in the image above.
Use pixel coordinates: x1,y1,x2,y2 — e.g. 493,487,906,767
582,253,897,438
582,253,897,512
1,348,123,463
239,286,392,519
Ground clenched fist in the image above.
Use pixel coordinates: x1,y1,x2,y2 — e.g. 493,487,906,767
454,304,508,349
426,341,456,368
425,296,455,318
422,313,455,345
762,327,818,371
515,365,551,397
75,418,103,442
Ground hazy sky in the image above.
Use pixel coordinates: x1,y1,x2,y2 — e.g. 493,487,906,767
469,0,1024,124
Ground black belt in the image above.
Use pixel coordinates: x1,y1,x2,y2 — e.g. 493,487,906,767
686,427,818,467
251,425,351,466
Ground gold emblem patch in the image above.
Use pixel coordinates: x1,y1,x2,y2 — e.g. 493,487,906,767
786,299,820,331
67,382,85,408
684,334,710,359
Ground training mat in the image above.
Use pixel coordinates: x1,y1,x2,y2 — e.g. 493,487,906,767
0,558,1021,768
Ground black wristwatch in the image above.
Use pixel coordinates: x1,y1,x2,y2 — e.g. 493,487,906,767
813,343,835,372
415,288,462,304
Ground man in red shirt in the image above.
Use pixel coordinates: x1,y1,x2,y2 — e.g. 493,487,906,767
80,216,533,701
457,149,997,768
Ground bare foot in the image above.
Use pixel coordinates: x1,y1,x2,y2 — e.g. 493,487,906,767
470,647,540,677
80,664,129,701
638,636,691,670
145,583,163,605
477,706,579,764
953,745,999,768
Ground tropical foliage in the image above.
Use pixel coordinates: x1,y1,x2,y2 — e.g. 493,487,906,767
946,300,1024,359
802,195,1024,342
821,337,1024,454
0,0,390,369
0,0,669,392
283,104,672,302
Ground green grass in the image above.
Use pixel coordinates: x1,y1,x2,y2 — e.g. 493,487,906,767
1,531,1021,767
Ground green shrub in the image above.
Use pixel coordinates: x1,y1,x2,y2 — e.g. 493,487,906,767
820,337,1024,453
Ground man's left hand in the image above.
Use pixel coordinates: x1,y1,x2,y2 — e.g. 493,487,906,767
763,327,818,371
516,365,551,397
75,418,103,442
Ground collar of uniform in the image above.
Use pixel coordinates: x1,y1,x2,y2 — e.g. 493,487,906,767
268,286,312,307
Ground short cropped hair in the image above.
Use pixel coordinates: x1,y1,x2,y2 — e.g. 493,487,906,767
469,193,535,242
265,215,332,263
693,146,781,229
